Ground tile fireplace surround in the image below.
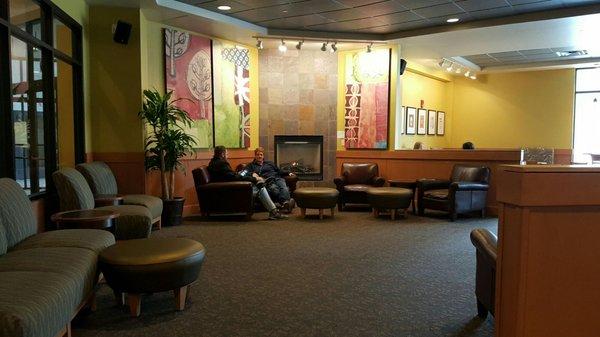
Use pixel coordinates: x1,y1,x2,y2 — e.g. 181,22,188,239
259,49,337,186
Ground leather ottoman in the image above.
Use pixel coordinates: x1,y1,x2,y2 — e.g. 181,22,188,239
294,187,339,219
98,238,205,316
367,187,413,220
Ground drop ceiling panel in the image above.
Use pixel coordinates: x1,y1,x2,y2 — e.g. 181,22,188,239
463,46,592,67
187,0,600,34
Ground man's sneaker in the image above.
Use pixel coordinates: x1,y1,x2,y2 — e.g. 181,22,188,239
268,210,288,220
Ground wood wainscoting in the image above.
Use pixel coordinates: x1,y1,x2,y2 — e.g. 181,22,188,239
336,149,572,216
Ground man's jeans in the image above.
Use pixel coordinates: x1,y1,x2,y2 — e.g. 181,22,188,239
265,177,291,203
252,185,277,212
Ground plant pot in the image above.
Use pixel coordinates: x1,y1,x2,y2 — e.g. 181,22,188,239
162,197,185,226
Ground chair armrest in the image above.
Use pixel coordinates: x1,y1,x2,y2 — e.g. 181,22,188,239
417,179,451,191
451,182,489,192
197,181,253,192
372,176,385,187
470,228,497,265
284,175,298,184
333,177,346,189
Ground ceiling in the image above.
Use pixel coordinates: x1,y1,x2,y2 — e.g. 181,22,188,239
179,0,600,35
463,47,590,67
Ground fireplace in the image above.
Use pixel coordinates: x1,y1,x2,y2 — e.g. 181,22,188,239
274,135,323,181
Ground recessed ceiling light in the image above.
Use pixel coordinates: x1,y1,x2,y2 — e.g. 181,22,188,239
217,5,231,11
446,18,459,23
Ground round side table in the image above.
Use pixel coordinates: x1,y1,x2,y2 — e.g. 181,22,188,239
388,179,418,214
94,194,124,207
51,209,119,230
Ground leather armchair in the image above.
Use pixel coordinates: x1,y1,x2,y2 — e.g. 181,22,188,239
470,228,497,319
192,166,254,218
334,163,385,211
417,165,490,221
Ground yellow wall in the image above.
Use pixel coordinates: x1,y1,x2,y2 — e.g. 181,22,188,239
451,69,575,148
139,10,260,151
51,0,91,153
89,6,144,152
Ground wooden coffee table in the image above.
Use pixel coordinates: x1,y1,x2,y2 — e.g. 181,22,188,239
51,209,119,230
94,194,124,207
388,179,418,214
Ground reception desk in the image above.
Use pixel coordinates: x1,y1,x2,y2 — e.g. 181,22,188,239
336,149,571,215
495,165,600,337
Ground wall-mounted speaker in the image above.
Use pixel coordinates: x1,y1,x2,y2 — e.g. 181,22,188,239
400,58,408,75
113,20,132,45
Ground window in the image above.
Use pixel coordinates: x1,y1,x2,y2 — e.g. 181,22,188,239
1,0,84,196
573,68,600,163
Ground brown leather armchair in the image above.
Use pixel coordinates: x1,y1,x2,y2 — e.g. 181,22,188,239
470,228,497,319
417,165,490,221
334,163,385,211
192,166,254,218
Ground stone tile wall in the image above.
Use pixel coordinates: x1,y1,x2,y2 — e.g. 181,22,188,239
259,49,338,186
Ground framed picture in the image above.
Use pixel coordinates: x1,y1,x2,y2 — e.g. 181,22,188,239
406,107,416,135
417,108,427,135
427,110,436,135
437,111,445,135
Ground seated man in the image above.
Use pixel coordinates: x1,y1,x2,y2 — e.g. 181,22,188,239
244,147,295,212
208,146,287,220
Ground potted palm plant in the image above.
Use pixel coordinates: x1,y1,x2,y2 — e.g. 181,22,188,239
139,89,196,226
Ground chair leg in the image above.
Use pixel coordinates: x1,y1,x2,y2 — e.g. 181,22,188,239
128,293,142,317
481,208,486,218
330,207,335,218
373,209,379,218
391,209,396,220
301,208,306,217
114,290,125,306
174,285,188,311
319,209,324,220
337,202,343,212
418,206,425,216
477,300,488,319
450,212,458,222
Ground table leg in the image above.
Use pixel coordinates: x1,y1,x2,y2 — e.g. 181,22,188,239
174,285,188,311
391,209,396,220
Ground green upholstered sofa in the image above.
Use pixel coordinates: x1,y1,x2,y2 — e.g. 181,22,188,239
0,178,115,337
76,162,163,229
52,168,153,240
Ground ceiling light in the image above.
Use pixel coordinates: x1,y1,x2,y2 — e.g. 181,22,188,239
330,42,337,53
446,18,459,23
455,67,461,74
217,5,231,11
446,62,453,72
278,40,287,52
296,40,303,50
470,74,477,80
256,39,263,50
321,42,328,52
555,50,587,57
438,60,445,67
464,70,470,77
367,43,373,53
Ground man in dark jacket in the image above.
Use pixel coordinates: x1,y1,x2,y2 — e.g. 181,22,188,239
245,147,294,212
208,146,286,220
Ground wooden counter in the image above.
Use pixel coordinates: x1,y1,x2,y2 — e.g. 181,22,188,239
495,164,600,337
337,149,571,215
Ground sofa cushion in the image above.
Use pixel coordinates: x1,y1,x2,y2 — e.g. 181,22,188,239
76,162,119,195
0,247,98,301
122,194,163,219
424,189,449,200
52,168,95,211
0,178,37,249
343,184,371,193
13,229,115,254
96,205,152,240
0,271,79,337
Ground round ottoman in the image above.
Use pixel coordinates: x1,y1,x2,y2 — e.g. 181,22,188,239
367,187,413,220
99,237,206,316
294,187,339,219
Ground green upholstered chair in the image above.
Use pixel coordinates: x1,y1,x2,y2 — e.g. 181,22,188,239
76,162,163,229
0,177,115,337
52,167,153,240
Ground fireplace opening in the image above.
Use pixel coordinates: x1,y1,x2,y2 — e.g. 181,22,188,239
274,135,323,181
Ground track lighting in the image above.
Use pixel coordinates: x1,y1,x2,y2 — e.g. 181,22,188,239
256,39,263,50
438,60,445,67
296,40,303,50
464,70,470,77
470,74,477,80
367,43,373,53
455,67,461,74
330,42,337,53
446,62,453,72
321,42,328,52
278,39,287,52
